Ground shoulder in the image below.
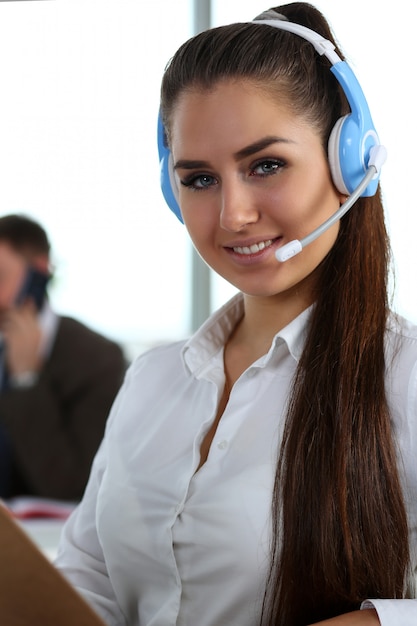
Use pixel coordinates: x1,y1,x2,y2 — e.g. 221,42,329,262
127,340,188,382
387,312,417,340
385,316,417,504
386,312,417,366
57,316,121,348
52,316,126,367
104,340,191,434
115,340,190,407
385,313,417,427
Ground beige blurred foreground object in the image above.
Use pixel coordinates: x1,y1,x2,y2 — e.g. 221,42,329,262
0,504,106,626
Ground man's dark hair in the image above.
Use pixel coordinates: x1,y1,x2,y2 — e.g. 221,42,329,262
0,214,51,257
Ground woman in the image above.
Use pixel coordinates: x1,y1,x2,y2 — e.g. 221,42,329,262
55,3,417,625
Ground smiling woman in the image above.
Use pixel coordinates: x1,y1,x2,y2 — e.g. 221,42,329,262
53,3,417,626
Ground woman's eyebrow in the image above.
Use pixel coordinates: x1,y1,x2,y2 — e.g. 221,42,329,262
173,136,294,171
233,136,294,160
174,159,209,171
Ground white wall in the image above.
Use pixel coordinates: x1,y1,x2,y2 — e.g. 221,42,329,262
0,1,414,360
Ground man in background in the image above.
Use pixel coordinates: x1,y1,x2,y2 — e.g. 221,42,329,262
0,214,127,501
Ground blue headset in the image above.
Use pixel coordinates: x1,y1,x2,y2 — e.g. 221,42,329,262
157,15,383,224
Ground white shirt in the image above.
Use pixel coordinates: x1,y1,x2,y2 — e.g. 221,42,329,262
55,294,417,626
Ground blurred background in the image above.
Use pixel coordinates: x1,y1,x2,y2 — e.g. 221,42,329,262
0,0,413,360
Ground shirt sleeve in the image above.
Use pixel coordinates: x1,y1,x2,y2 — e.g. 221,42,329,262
361,599,417,625
54,376,130,626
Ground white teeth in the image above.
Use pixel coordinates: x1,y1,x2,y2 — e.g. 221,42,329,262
233,239,273,255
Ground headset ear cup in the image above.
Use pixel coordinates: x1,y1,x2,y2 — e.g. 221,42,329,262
167,153,181,213
157,112,183,223
328,116,349,195
328,107,381,198
160,151,183,223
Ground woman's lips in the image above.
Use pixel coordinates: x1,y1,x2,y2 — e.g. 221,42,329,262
232,239,273,255
225,236,283,262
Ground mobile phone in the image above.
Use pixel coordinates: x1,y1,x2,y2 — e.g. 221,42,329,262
15,266,50,311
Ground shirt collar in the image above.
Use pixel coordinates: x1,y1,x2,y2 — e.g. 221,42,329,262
182,293,312,375
268,305,311,363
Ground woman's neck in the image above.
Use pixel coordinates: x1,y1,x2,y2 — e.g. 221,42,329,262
245,292,310,336
224,291,313,386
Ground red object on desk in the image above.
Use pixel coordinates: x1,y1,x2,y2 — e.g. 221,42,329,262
3,496,77,520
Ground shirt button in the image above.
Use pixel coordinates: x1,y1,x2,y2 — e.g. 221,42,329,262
246,368,258,378
217,440,228,450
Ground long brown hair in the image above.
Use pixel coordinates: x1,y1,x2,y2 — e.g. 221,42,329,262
160,3,410,624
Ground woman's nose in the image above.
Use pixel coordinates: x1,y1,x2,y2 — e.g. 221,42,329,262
219,181,259,231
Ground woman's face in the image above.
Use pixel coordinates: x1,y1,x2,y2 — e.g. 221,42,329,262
170,80,345,304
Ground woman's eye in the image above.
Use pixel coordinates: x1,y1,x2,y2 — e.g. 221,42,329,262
252,159,284,176
180,174,216,190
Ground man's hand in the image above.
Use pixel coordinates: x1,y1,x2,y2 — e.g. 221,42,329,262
0,301,42,376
